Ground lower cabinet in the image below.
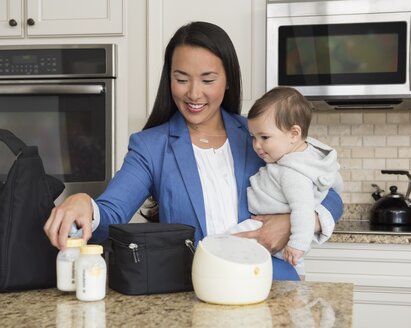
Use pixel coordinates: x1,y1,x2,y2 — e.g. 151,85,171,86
305,242,411,328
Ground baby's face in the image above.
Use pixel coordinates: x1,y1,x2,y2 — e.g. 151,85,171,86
248,113,295,163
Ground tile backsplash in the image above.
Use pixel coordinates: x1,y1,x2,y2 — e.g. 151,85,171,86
309,111,411,204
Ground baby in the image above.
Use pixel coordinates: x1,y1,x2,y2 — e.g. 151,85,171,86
228,86,343,278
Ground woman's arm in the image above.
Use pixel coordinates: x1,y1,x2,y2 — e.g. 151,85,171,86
237,189,343,253
44,132,155,248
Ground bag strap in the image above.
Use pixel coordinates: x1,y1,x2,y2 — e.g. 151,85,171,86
0,129,27,156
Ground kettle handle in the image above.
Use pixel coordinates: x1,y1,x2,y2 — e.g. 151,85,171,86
381,170,411,200
381,170,409,175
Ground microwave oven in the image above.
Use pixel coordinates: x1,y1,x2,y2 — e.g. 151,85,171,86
267,0,411,110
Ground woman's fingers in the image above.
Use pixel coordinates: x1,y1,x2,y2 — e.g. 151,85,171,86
250,214,268,223
44,207,67,249
57,210,77,250
234,229,260,239
43,193,93,250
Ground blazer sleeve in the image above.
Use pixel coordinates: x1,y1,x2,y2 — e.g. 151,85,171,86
314,188,342,243
91,132,155,241
321,188,343,222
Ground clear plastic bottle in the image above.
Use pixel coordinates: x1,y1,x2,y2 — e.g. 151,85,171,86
76,245,107,301
57,238,85,292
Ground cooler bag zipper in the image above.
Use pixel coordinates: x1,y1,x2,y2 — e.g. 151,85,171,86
109,237,143,263
185,239,196,254
109,237,196,264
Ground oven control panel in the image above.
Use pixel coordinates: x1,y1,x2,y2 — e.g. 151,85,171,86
0,54,60,75
0,46,112,78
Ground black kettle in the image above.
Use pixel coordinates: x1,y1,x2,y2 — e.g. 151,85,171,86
369,170,411,226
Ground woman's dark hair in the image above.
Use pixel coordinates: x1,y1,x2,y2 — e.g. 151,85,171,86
143,21,242,130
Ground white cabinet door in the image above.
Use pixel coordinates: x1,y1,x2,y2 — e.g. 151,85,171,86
147,0,266,115
25,0,123,37
0,0,23,38
305,243,411,328
0,0,123,38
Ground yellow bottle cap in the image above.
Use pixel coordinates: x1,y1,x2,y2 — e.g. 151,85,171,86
80,245,103,255
66,238,85,248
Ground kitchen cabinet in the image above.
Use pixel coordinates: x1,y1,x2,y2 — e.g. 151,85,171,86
305,242,411,328
0,0,123,38
147,0,266,114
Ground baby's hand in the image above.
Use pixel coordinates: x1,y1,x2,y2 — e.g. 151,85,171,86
283,246,304,266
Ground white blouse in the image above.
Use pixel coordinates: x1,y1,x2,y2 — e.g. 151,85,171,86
192,140,238,235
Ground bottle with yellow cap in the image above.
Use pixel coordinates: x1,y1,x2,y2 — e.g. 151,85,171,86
76,244,107,301
57,238,85,291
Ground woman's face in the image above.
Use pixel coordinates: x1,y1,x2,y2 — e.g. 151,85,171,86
170,45,227,128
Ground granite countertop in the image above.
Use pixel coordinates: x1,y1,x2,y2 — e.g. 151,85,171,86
0,281,353,328
330,204,411,244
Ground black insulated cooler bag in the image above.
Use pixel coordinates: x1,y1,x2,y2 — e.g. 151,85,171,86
108,223,195,295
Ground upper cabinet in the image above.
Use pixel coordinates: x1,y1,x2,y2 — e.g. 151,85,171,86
0,0,124,38
0,0,22,37
147,0,266,114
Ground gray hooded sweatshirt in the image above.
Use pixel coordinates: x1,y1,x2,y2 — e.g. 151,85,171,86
247,137,343,252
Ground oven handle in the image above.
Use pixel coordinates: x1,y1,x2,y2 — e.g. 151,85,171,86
0,84,105,94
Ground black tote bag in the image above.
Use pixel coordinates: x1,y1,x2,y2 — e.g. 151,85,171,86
0,129,65,292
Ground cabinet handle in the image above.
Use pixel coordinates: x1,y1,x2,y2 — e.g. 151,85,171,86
27,18,35,26
9,19,18,27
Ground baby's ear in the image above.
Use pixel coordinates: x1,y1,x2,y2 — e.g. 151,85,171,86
290,124,302,138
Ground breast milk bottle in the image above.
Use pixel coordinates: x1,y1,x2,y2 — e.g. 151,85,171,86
76,244,107,301
57,238,85,291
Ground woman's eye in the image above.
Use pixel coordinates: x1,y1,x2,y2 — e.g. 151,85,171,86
203,80,215,84
176,79,188,83
261,136,269,140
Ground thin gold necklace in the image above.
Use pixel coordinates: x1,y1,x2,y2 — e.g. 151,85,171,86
188,125,227,144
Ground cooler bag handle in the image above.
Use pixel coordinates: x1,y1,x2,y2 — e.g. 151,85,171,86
0,129,27,156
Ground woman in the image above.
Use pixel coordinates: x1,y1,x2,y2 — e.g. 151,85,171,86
44,21,343,280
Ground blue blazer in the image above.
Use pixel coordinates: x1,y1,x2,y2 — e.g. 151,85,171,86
94,110,342,281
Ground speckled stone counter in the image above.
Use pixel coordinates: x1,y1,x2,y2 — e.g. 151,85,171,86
331,219,411,244
330,231,411,244
0,281,353,328
331,204,411,244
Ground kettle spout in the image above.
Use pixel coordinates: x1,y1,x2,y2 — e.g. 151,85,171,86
371,184,384,201
372,193,382,201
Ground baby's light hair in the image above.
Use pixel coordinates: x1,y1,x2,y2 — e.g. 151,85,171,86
248,86,313,139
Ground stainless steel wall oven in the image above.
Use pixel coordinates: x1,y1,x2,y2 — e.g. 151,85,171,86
0,44,115,201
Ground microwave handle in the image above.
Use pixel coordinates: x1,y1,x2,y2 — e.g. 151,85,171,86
0,84,104,94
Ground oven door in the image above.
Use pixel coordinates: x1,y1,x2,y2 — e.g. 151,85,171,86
0,79,114,201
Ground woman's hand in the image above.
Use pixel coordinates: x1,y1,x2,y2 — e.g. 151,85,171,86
235,214,291,254
43,193,93,250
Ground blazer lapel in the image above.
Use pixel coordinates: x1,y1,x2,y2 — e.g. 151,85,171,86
222,110,248,209
169,113,207,236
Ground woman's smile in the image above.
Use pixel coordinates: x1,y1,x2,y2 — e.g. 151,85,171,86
186,102,207,113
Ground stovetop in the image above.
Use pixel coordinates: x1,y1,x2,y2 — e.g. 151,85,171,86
334,220,411,235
